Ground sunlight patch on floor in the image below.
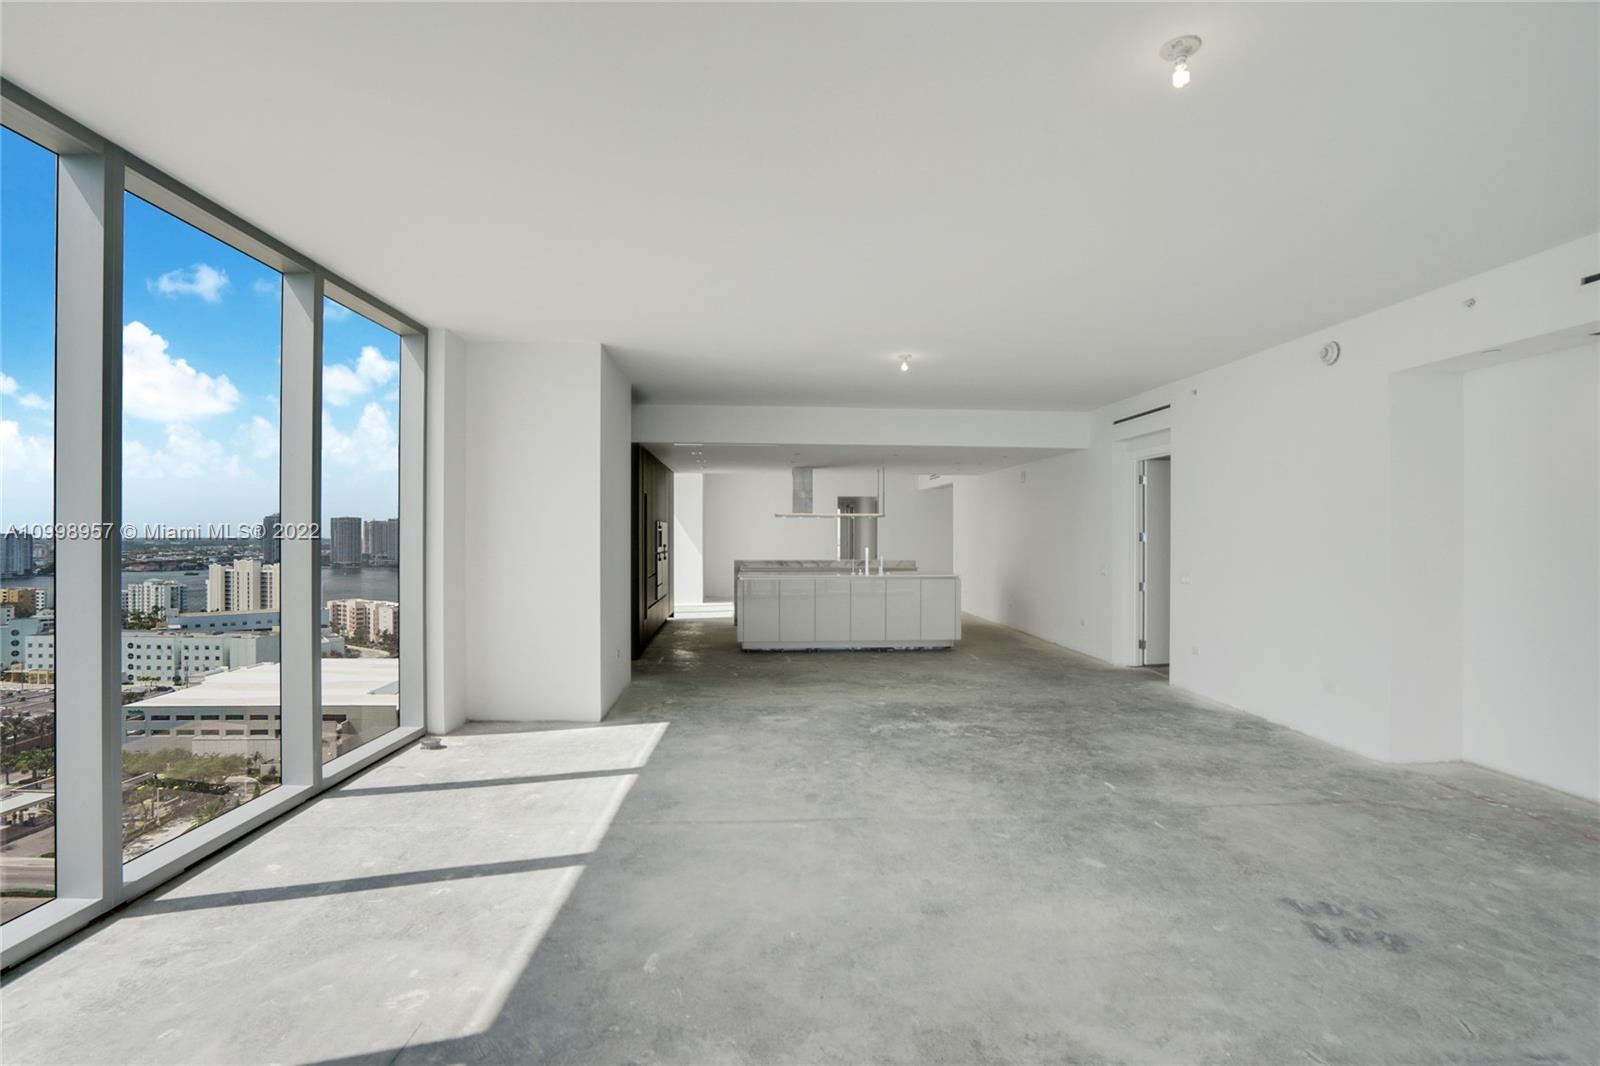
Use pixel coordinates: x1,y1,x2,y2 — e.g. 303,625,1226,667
0,722,670,1066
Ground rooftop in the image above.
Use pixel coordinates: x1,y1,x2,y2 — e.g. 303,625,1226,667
128,659,399,708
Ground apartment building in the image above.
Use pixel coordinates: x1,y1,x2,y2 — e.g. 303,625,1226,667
204,558,280,613
326,598,399,640
0,531,35,578
121,579,187,616
328,516,363,566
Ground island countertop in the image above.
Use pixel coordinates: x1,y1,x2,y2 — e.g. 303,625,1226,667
738,571,957,580
735,571,961,650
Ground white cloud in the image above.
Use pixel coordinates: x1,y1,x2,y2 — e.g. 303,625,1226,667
149,263,229,303
252,278,279,296
0,372,51,413
323,302,352,323
0,419,53,480
356,347,398,386
323,403,397,471
125,423,248,481
123,321,240,423
323,345,399,406
246,416,278,459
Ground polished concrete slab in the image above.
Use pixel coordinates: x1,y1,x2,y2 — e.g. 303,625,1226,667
3,617,1597,1064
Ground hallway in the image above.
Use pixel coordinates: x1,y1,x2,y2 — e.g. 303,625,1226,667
4,617,1597,1064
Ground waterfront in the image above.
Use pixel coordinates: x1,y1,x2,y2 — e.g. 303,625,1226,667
2,566,399,610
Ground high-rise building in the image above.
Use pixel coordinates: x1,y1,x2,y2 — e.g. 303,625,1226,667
206,558,280,612
261,512,282,564
123,579,187,616
2,530,36,577
330,516,362,566
363,518,400,565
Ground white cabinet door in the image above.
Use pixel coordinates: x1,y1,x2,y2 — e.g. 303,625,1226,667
742,579,782,642
885,580,922,640
814,578,851,641
920,578,959,641
850,578,886,640
779,580,815,642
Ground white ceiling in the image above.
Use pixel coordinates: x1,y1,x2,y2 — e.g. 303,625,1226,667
4,3,1595,410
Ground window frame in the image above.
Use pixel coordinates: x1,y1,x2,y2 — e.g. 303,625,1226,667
0,78,428,969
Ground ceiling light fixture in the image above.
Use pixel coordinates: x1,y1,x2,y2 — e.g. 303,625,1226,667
1160,35,1201,89
899,354,913,373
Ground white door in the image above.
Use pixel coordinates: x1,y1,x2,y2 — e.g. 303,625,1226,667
1139,458,1172,666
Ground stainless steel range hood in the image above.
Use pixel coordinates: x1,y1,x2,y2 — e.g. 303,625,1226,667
774,466,884,519
774,466,886,560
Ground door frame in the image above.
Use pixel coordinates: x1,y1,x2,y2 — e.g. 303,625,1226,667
1137,456,1173,666
1112,428,1172,667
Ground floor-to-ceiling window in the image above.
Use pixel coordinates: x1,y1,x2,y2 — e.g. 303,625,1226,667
118,193,284,862
0,126,59,922
0,84,424,969
319,299,402,760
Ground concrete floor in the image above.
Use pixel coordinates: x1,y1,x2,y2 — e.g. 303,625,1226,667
3,616,1597,1064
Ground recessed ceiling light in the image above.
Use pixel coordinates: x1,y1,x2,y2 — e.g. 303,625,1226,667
898,354,913,373
1160,35,1201,89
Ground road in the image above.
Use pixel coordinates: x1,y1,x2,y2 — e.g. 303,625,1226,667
0,690,55,716
0,856,52,893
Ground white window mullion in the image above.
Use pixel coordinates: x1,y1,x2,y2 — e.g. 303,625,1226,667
54,148,124,903
278,273,322,785
398,331,426,731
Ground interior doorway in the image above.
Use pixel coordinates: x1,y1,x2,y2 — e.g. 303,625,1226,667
1138,457,1172,669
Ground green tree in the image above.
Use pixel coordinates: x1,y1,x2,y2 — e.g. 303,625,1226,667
16,748,53,782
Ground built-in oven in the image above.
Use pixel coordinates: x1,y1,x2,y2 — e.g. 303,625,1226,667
654,519,669,602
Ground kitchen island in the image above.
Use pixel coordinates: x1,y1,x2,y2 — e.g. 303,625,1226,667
736,571,961,650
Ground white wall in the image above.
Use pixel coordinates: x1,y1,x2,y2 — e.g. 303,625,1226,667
1388,369,1465,762
635,405,1090,450
460,339,630,722
953,451,1109,659
424,328,469,734
599,350,633,713
672,472,704,607
702,469,952,600
1461,345,1599,799
954,234,1600,774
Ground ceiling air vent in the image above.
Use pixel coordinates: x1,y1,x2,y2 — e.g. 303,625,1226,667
1112,403,1172,426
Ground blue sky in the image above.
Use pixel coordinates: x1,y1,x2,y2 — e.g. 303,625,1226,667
2,125,400,534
